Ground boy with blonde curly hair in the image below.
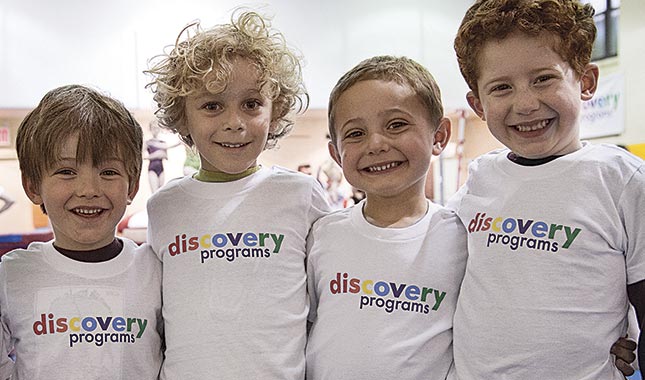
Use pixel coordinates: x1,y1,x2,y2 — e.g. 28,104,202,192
447,0,645,378
145,9,329,379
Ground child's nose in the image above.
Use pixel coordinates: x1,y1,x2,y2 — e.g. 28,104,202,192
513,89,540,115
223,111,245,131
367,133,390,154
75,175,101,197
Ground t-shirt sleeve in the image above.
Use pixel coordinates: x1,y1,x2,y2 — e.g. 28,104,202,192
621,164,645,284
308,179,332,225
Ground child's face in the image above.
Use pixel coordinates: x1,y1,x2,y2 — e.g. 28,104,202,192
23,134,137,251
329,79,449,200
467,31,598,159
184,57,274,174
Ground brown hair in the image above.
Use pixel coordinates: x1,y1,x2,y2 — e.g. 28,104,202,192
16,84,143,193
454,0,596,96
327,55,444,146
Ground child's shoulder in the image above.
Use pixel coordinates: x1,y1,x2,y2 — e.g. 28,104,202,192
591,143,644,167
313,205,353,227
131,242,161,264
427,203,466,235
571,143,645,181
1,241,49,264
127,242,162,279
266,165,319,184
265,165,328,197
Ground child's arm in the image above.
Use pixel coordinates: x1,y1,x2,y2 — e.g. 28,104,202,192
0,320,12,379
628,280,645,378
0,266,14,379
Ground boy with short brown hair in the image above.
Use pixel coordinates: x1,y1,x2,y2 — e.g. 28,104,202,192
306,55,467,379
0,84,163,380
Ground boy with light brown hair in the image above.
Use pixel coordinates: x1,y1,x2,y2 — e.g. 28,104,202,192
0,84,163,379
305,55,467,379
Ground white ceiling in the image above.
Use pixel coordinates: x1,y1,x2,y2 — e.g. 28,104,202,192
0,0,474,111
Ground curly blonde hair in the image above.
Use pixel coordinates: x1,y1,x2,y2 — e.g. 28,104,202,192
454,0,596,96
145,9,308,149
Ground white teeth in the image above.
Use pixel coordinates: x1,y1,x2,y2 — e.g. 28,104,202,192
220,142,245,148
515,119,549,132
366,162,400,172
74,208,102,215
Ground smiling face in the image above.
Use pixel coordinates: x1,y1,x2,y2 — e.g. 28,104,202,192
23,134,137,251
183,57,274,174
468,31,598,159
329,79,449,201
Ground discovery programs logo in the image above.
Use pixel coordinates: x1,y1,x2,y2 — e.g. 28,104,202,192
329,272,447,315
468,212,582,253
168,231,285,263
33,313,148,348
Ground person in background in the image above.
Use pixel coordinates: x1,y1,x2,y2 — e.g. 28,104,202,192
145,121,180,192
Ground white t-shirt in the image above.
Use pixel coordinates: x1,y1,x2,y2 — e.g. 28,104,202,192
147,166,330,379
0,240,163,380
306,200,467,380
447,143,645,380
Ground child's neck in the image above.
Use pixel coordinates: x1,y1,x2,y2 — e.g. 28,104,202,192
362,193,428,228
194,165,261,182
507,152,562,166
54,238,122,263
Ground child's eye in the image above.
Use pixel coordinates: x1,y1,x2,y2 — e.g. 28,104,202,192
343,130,364,140
243,99,262,110
534,75,555,84
491,84,511,93
388,121,408,130
53,168,76,176
101,169,120,176
202,102,222,111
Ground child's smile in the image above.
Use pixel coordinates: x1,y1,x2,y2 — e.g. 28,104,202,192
362,160,403,174
513,118,552,133
70,206,106,217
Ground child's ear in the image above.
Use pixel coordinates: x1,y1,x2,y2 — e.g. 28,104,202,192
432,117,452,156
580,63,599,101
466,91,486,121
127,180,140,205
327,142,342,167
21,175,43,206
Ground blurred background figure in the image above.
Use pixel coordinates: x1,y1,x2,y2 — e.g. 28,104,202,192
145,121,180,192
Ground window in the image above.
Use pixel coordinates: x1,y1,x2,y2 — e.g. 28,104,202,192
583,0,620,60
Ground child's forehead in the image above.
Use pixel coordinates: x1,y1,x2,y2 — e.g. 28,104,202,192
51,133,125,164
339,79,417,107
480,30,561,61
